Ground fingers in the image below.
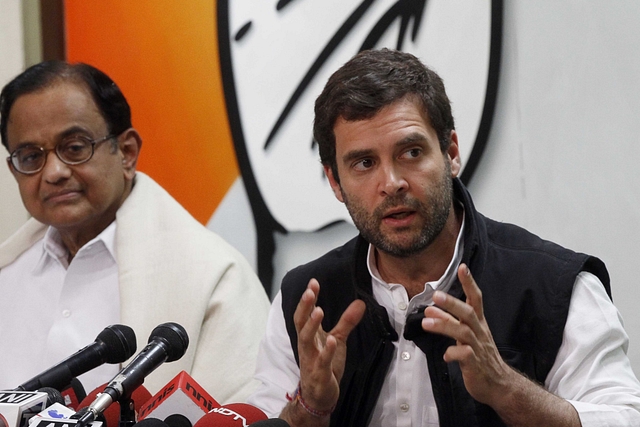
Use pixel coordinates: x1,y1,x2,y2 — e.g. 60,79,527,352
330,299,366,341
457,264,484,320
294,278,365,350
293,278,365,399
422,264,485,341
423,305,478,345
293,279,321,333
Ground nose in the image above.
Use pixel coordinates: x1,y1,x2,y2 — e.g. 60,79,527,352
41,150,72,183
379,162,408,197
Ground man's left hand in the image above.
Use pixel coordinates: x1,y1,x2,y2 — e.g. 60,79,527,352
421,263,514,406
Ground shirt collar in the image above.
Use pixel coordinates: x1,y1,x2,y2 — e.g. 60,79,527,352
34,221,117,271
367,207,466,296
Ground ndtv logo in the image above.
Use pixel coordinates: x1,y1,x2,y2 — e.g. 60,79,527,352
209,407,248,426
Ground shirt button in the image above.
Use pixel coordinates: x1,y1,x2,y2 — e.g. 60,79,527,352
398,302,407,310
62,309,71,318
401,351,411,361
400,403,410,412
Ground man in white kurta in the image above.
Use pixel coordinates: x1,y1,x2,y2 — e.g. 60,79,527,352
0,61,270,403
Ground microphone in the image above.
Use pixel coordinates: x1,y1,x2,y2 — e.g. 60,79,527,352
248,420,290,427
137,371,218,426
27,401,77,426
75,323,189,427
60,378,87,410
129,415,190,427
193,403,267,427
16,325,137,392
25,387,82,427
163,415,191,427
131,420,167,427
76,384,152,427
36,389,64,407
0,391,48,427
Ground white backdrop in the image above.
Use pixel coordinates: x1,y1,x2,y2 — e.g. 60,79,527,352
2,1,640,376
468,1,640,375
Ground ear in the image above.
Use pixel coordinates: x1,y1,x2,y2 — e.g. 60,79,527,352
6,158,16,177
118,128,142,181
323,164,344,203
447,130,461,178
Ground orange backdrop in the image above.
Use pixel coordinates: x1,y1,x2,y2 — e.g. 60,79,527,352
64,0,238,224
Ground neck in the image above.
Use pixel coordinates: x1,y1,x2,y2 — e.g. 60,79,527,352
375,204,462,299
59,219,114,263
58,178,133,262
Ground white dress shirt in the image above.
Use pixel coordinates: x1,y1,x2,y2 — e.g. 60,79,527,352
0,222,121,393
248,216,640,426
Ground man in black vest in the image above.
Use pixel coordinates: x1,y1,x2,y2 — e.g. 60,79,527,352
247,49,640,426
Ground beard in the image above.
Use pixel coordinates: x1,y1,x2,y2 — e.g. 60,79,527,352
341,162,453,258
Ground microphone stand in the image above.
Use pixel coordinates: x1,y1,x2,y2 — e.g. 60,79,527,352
118,393,136,427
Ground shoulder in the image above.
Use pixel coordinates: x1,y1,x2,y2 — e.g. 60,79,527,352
481,215,605,278
0,218,47,268
116,173,263,291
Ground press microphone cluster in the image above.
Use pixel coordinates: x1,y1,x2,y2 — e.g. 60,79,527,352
1,325,137,427
74,323,189,427
3,321,283,427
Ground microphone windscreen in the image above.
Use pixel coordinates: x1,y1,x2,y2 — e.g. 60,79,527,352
222,404,267,425
249,420,291,427
133,419,169,427
78,383,152,427
193,403,267,427
148,323,189,363
164,414,192,427
98,324,137,363
37,387,64,406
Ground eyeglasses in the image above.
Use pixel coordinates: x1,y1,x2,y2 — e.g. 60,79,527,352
7,134,115,175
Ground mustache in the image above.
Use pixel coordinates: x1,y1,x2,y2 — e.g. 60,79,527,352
374,194,422,218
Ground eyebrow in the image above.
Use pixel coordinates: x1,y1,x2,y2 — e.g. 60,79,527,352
12,126,93,150
59,125,93,139
342,148,374,165
395,132,429,147
340,132,429,164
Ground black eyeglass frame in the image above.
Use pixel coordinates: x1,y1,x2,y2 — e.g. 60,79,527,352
7,134,116,175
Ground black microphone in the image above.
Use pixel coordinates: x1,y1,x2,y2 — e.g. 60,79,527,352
249,420,290,427
16,325,137,392
75,323,189,427
164,414,191,427
133,420,169,427
37,387,65,406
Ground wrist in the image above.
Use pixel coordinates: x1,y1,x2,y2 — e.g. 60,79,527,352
287,381,335,418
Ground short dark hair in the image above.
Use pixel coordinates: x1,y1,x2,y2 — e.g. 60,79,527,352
314,48,455,182
0,60,132,151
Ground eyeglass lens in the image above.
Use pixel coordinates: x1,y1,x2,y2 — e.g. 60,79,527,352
12,137,95,173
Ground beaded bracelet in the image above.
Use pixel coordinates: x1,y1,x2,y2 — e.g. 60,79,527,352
286,382,335,418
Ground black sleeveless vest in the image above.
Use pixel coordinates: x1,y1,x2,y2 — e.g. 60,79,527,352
280,179,610,427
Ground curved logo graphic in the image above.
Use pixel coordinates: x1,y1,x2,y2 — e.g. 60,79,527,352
62,1,502,296
218,0,502,293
